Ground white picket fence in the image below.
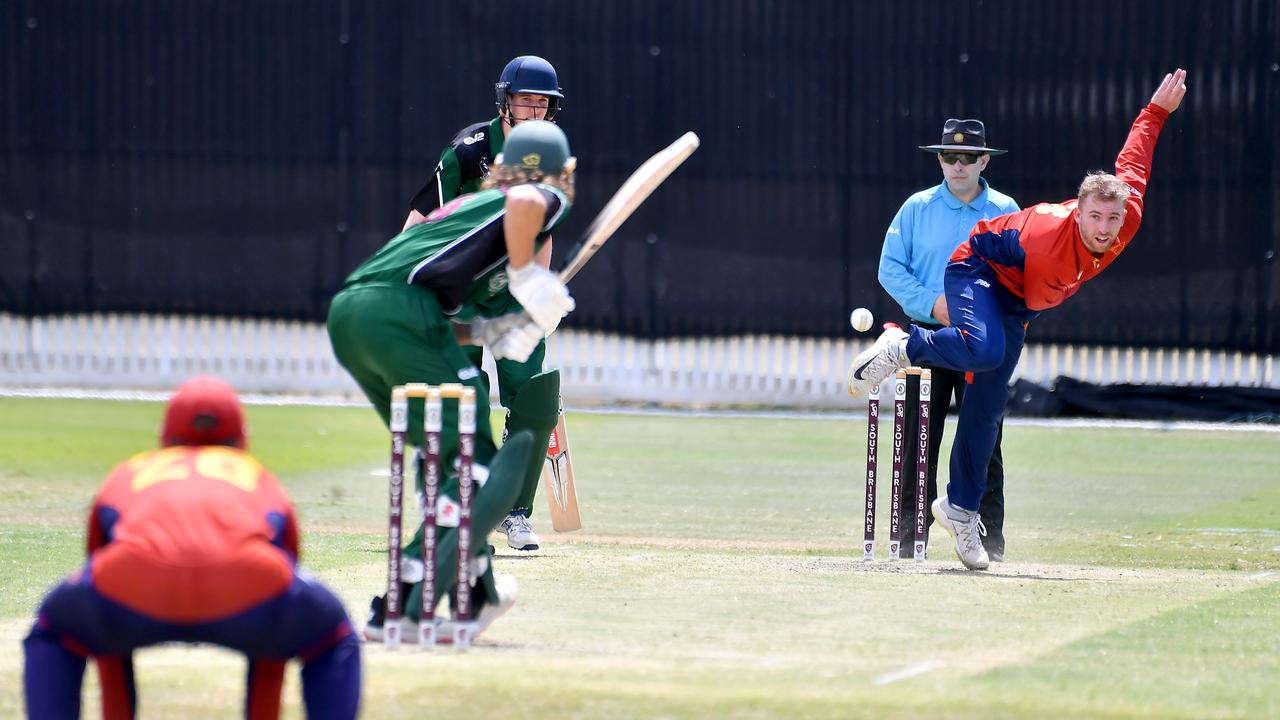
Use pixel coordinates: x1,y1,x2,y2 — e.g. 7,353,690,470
0,314,1275,408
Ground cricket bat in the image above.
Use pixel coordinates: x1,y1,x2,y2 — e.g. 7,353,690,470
556,131,700,283
540,403,582,532
533,132,699,532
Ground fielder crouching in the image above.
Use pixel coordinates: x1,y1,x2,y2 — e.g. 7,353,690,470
23,376,361,719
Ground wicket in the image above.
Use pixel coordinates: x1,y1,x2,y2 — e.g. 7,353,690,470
862,368,932,561
386,382,477,649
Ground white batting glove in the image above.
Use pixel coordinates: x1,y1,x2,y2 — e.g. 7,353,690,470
506,262,575,335
489,319,545,363
468,314,527,348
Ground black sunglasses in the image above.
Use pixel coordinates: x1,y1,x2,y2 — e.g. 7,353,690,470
940,153,983,166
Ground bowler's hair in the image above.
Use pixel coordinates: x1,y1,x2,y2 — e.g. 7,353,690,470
481,163,576,203
1077,171,1130,204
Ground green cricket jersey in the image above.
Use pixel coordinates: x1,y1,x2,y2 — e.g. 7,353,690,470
345,184,571,320
410,118,505,215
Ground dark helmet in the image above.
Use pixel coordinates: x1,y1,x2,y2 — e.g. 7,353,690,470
497,120,572,176
495,55,563,123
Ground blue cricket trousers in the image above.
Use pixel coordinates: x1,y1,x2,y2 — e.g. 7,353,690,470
903,258,1032,511
24,565,361,720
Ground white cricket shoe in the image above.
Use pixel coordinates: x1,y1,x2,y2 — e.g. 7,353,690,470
362,573,518,645
435,572,518,645
931,496,990,570
500,513,540,551
846,325,909,398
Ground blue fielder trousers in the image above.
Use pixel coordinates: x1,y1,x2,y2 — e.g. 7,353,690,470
24,567,361,720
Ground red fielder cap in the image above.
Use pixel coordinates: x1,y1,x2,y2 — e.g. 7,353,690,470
160,376,247,449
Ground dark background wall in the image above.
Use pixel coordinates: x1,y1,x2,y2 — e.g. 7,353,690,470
3,0,1277,351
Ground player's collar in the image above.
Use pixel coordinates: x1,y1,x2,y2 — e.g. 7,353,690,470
940,177,989,209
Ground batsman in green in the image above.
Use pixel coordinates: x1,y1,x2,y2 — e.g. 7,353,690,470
403,55,569,552
328,120,576,642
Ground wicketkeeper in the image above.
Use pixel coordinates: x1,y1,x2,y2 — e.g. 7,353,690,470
328,120,576,640
401,54,569,552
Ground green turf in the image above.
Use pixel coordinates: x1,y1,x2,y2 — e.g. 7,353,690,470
0,397,1277,718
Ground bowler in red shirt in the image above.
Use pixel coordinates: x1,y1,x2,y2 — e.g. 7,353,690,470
847,70,1188,571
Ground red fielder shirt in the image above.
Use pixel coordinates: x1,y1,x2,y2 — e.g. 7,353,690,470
86,446,300,623
952,103,1170,311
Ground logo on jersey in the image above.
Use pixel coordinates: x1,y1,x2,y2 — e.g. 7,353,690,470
1035,203,1072,218
457,366,480,381
129,447,262,493
975,279,991,288
488,271,509,293
426,196,468,222
520,152,541,169
462,130,485,146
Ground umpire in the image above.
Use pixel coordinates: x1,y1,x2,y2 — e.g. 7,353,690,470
876,118,1019,560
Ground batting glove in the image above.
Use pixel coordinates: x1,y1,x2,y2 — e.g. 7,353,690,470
489,319,545,363
506,262,575,336
468,313,528,348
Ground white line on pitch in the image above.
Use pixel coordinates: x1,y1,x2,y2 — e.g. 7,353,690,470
1246,571,1276,580
873,660,941,686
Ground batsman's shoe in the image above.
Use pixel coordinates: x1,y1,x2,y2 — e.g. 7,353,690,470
846,325,909,398
931,496,989,570
435,572,518,645
499,512,540,551
362,594,416,643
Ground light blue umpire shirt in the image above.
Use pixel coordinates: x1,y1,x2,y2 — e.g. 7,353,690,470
878,177,1020,324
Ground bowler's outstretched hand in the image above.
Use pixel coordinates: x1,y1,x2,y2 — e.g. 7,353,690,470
1150,69,1187,113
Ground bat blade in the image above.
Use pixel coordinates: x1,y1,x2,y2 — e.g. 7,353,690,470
540,407,582,532
557,131,699,283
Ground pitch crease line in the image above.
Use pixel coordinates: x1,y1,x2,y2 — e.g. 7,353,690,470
873,660,941,686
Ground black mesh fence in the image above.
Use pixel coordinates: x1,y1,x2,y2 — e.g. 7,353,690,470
2,0,1277,351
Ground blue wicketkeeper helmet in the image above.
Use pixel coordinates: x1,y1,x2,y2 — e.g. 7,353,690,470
495,55,563,122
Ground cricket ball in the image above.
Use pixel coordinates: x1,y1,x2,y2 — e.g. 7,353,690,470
849,307,874,333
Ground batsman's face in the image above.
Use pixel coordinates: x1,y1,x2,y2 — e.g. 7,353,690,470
508,93,551,124
1075,196,1127,253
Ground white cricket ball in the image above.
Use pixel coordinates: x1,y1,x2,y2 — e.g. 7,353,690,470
849,307,874,333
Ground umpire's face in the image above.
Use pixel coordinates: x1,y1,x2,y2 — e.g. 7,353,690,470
937,152,989,193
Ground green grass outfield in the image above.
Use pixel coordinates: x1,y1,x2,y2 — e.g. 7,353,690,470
1,396,1278,719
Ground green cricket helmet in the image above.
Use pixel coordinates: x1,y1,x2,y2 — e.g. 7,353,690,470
497,120,572,176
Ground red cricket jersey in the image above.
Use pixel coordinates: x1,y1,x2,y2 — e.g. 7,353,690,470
86,446,300,623
952,104,1170,311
